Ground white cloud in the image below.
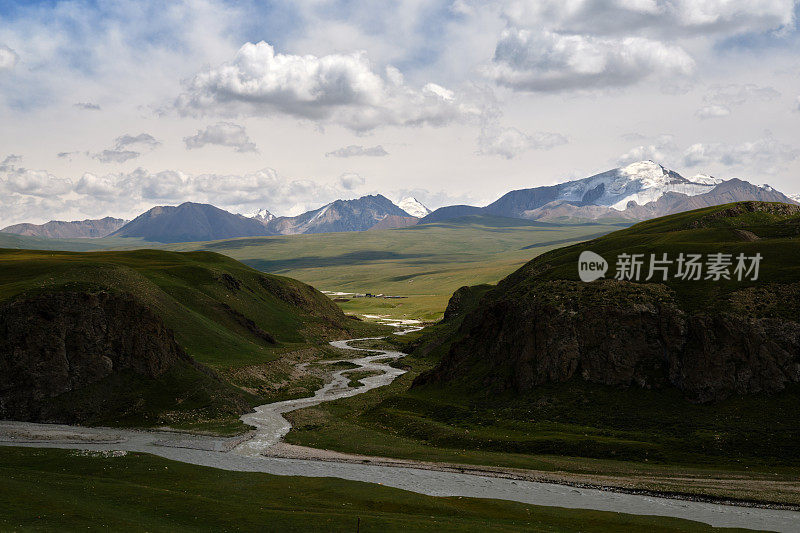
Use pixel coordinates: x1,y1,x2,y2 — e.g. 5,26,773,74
338,172,366,190
0,163,378,227
486,29,694,92
704,84,781,106
617,145,667,166
0,45,18,71
74,102,101,111
92,150,140,164
695,104,731,119
184,122,257,153
0,154,22,171
478,125,567,159
682,137,799,174
90,133,161,164
499,0,796,37
326,145,389,158
175,41,484,131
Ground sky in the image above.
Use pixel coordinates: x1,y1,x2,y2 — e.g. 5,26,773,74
1,0,799,226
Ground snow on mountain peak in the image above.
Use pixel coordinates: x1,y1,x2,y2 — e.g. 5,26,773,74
251,208,276,222
398,197,431,218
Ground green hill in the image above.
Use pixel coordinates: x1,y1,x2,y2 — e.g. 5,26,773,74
0,248,374,431
282,203,800,491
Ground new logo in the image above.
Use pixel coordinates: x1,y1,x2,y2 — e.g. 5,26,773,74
578,251,608,282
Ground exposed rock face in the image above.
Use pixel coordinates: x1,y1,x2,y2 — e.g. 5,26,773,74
0,291,194,420
417,280,800,403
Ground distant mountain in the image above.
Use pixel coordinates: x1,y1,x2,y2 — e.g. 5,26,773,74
251,208,276,223
1,217,127,239
419,205,482,224
368,215,419,230
420,161,795,224
266,194,410,235
110,202,273,243
397,197,431,218
789,194,800,204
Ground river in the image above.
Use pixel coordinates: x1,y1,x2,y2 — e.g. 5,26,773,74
1,326,798,532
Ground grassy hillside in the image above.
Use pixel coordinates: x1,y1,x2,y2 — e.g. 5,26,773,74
171,216,623,320
0,248,382,431
0,447,742,532
281,203,800,503
3,217,622,321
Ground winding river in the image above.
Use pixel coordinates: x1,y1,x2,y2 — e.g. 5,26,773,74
1,325,798,532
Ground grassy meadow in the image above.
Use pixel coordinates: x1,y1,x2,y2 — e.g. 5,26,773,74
0,446,743,532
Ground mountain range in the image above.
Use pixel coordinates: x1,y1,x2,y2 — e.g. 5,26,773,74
423,160,796,223
2,161,797,242
0,217,128,239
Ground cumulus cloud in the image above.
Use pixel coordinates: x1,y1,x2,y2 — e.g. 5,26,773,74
326,145,389,158
74,102,101,111
478,125,568,159
0,163,374,227
486,29,694,92
184,122,257,153
57,151,80,161
616,134,678,165
175,41,483,131
338,172,366,190
695,104,731,119
91,133,161,164
0,154,22,171
0,45,18,71
682,136,799,174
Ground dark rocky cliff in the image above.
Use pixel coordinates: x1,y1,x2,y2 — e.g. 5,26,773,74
416,280,800,403
0,291,205,421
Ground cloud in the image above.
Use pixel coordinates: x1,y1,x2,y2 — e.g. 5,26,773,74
478,125,568,159
0,154,22,171
326,145,389,158
92,150,141,164
0,45,18,71
74,102,101,111
795,96,800,112
703,84,781,107
338,172,366,190
682,136,799,174
616,134,678,165
499,1,797,38
486,29,694,92
90,133,161,164
175,41,483,131
57,151,80,161
0,163,375,227
184,122,258,153
695,104,731,119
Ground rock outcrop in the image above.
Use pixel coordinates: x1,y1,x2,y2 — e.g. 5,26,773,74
0,291,198,421
416,280,800,403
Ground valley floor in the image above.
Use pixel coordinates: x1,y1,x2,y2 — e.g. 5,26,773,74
1,334,799,531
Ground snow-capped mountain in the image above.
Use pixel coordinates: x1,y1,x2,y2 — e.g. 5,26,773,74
397,197,431,218
789,194,800,204
426,160,796,223
266,194,410,235
250,208,276,223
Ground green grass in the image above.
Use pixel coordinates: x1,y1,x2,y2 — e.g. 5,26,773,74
3,217,622,321
166,216,623,320
0,447,743,532
281,204,800,504
0,248,381,368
